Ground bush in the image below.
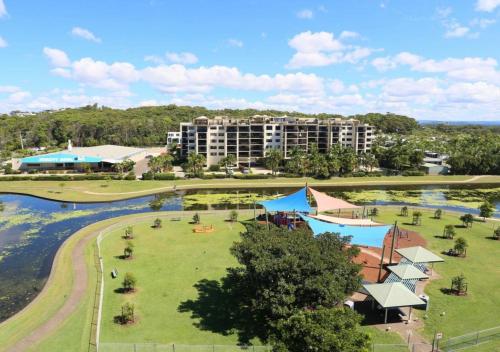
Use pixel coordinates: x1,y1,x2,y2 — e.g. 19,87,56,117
141,172,176,180
123,172,136,180
402,170,425,176
233,174,271,180
208,164,220,172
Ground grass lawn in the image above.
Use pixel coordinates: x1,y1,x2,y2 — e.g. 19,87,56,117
1,174,497,202
99,213,249,345
373,207,500,342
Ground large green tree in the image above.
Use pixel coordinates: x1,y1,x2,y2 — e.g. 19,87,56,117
272,307,370,352
265,148,283,176
230,223,362,337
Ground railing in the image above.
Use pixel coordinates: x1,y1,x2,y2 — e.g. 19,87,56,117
440,325,500,351
99,343,271,352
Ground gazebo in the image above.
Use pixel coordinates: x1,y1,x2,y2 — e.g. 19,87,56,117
384,264,429,292
396,246,444,274
363,282,426,323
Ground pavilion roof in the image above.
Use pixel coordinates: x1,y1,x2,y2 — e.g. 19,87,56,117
363,282,425,308
387,264,429,280
396,246,444,264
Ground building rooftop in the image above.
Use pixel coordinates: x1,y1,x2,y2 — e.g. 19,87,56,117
21,145,146,164
363,282,425,308
395,246,444,264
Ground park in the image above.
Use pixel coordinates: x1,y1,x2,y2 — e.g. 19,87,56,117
0,183,498,352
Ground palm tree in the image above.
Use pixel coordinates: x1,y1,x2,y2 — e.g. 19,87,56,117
365,152,378,172
326,145,341,176
287,147,307,177
147,156,162,178
265,148,282,176
158,154,174,172
187,152,205,177
454,237,468,257
220,154,236,176
443,224,456,239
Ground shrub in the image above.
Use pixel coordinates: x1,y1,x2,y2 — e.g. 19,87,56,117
193,213,200,224
208,164,220,172
233,174,271,180
119,302,135,324
434,208,442,219
454,237,468,257
153,218,162,228
123,172,136,180
229,210,238,222
402,170,425,176
123,241,134,259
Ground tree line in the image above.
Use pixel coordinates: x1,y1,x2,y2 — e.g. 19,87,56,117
0,104,417,153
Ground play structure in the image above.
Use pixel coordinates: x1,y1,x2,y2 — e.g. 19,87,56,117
192,225,215,233
257,186,392,248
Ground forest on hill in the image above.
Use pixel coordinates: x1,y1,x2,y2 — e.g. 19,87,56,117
0,104,417,151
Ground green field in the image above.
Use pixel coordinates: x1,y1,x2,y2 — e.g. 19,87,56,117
1,207,498,351
374,207,500,341
1,174,498,202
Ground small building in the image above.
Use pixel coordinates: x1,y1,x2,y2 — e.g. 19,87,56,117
19,142,147,172
167,132,181,145
421,162,449,175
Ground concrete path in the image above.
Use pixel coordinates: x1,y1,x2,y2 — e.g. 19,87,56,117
81,175,489,197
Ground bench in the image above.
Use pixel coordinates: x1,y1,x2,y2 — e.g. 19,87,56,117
111,268,118,279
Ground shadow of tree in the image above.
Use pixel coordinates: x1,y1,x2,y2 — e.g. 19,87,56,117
178,268,267,344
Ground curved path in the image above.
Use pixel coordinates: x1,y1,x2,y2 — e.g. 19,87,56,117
82,175,489,197
4,210,231,352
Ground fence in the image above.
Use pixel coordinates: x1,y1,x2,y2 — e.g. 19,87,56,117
99,343,272,352
440,325,500,351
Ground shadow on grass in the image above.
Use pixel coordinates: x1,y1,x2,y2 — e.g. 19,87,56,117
178,268,267,345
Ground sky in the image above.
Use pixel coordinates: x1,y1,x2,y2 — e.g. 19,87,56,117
1,0,500,121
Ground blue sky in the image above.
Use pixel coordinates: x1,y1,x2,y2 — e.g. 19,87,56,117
1,0,500,120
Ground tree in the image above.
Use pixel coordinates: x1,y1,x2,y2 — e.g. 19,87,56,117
460,213,474,228
451,273,467,295
265,148,282,176
326,145,342,176
434,208,442,219
153,218,162,228
400,206,408,217
193,213,200,224
272,307,370,352
230,223,362,336
124,226,134,239
122,272,137,292
124,241,134,259
147,156,163,178
158,153,174,172
229,209,238,222
120,302,135,323
286,147,307,177
186,152,205,177
412,211,422,225
220,154,237,176
478,202,494,221
454,237,468,257
370,207,379,216
494,227,500,240
340,147,358,175
443,224,456,239
308,144,329,178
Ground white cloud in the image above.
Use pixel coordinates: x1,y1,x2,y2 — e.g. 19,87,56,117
43,47,71,67
296,9,313,19
470,17,496,28
0,85,20,93
227,39,243,48
476,0,500,12
165,52,198,65
286,31,373,68
144,55,164,65
0,0,6,18
71,27,102,43
0,35,7,48
339,31,359,39
8,91,31,103
444,24,470,38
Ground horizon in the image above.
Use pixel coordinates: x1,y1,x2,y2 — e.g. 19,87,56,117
1,1,500,121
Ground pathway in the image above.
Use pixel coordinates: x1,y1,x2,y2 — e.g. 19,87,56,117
5,210,237,352
81,175,489,197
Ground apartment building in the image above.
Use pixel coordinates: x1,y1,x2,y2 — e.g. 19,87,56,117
180,115,375,166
